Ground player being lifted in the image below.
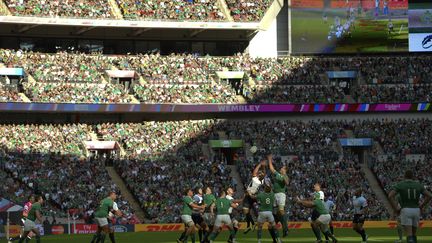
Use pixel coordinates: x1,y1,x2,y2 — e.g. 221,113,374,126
296,192,338,243
18,195,43,243
209,189,239,243
92,192,122,243
202,187,216,243
243,159,266,234
389,170,432,243
9,195,34,243
267,154,289,237
180,188,206,243
256,183,282,243
352,189,368,243
226,187,243,243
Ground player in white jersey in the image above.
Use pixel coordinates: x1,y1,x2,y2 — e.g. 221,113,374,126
243,159,266,234
352,189,368,243
324,196,336,242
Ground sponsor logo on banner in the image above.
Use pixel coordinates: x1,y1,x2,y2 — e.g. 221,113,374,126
6,225,21,237
51,225,65,235
112,225,128,233
73,224,98,234
135,221,432,232
409,33,432,52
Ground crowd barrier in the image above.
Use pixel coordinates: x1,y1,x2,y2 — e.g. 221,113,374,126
5,221,432,236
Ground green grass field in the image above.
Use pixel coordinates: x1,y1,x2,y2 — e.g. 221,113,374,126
3,228,432,243
292,9,408,53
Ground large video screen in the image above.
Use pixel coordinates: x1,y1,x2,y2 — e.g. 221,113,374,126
409,0,432,52
291,0,409,53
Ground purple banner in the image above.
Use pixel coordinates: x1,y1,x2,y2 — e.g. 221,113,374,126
0,103,429,113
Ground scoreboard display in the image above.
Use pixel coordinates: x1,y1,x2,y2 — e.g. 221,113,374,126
290,0,422,53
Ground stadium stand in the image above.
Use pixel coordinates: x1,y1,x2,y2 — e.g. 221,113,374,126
0,124,137,223
115,0,225,21
3,0,114,18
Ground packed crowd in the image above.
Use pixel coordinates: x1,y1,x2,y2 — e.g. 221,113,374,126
1,118,432,223
0,85,23,102
116,0,225,21
216,120,385,220
2,50,432,103
352,84,432,103
23,82,133,103
371,155,432,219
4,0,113,18
133,83,238,103
0,124,136,222
352,119,432,155
245,85,347,103
226,0,272,21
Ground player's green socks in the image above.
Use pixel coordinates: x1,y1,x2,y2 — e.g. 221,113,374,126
324,231,337,241
229,229,236,240
257,228,263,240
35,235,41,243
312,225,322,240
109,232,116,243
407,236,415,243
281,214,288,232
190,233,195,243
91,233,99,243
330,224,334,235
99,233,106,243
397,225,403,240
359,229,367,241
209,231,219,241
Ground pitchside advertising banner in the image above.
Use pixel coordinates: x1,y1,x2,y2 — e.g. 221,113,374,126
5,221,432,235
291,0,432,53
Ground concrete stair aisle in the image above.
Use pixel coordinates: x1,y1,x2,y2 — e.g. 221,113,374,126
18,93,31,102
217,0,234,22
0,0,11,15
201,143,211,160
236,95,247,103
107,0,124,19
360,154,395,217
228,165,245,198
106,167,146,223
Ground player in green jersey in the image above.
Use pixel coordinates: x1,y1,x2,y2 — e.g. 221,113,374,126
256,184,282,243
201,186,216,243
296,192,338,243
209,190,238,243
19,195,43,243
179,188,206,243
92,192,121,243
389,170,432,243
268,154,289,237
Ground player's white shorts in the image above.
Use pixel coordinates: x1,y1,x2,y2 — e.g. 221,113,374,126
316,214,331,225
400,208,420,227
258,211,275,226
23,219,37,231
181,215,194,227
214,215,232,228
203,213,215,226
274,193,286,210
95,217,109,227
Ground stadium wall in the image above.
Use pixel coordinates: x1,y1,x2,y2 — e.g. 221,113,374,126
247,19,278,57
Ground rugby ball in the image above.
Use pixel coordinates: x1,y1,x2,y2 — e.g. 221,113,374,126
250,146,258,154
